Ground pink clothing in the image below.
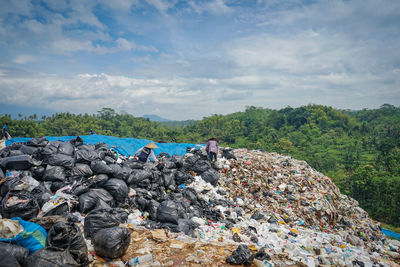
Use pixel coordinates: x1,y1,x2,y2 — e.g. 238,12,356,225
206,140,218,153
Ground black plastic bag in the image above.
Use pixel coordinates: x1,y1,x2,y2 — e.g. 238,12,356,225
0,155,33,170
79,188,114,213
84,208,128,239
162,160,176,169
222,148,237,160
47,221,88,265
58,142,74,155
162,171,176,190
192,159,211,174
1,190,39,220
171,155,184,168
0,248,20,267
94,143,108,150
72,163,93,177
73,184,89,196
147,199,160,220
176,219,199,237
102,178,128,202
193,149,208,159
30,166,45,180
251,212,265,221
1,175,22,197
0,242,29,264
174,171,194,185
8,150,24,157
24,247,79,267
88,174,109,187
43,165,66,182
127,169,152,186
182,188,199,205
50,181,67,193
75,146,100,163
47,153,75,169
182,155,199,170
0,169,4,180
31,185,52,207
20,145,40,155
200,169,219,186
90,160,113,174
254,247,271,261
70,136,83,147
226,244,254,266
27,137,49,147
108,164,126,179
123,160,144,169
41,142,59,158
156,200,186,224
93,227,130,259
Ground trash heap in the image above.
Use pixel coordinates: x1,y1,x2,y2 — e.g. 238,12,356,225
0,137,399,266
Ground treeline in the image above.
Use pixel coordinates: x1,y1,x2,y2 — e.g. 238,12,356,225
1,104,399,226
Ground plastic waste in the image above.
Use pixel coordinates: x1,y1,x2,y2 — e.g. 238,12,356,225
79,188,114,213
93,226,131,259
1,191,39,220
47,221,88,265
0,154,33,170
128,253,153,266
226,244,254,266
84,208,128,239
102,178,128,202
24,247,79,267
0,217,47,254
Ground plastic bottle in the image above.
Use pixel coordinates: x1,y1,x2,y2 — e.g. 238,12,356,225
128,254,153,266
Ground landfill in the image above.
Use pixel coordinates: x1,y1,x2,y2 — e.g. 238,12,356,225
0,136,399,266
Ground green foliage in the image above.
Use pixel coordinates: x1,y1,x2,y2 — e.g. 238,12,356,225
1,104,400,226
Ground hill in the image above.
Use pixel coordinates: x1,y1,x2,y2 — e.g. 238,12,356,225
1,104,399,227
142,114,171,122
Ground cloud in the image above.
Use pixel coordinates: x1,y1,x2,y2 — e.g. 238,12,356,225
0,0,399,119
145,0,174,15
100,0,138,11
189,0,232,15
13,55,36,64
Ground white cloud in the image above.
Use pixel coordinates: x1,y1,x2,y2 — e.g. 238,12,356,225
145,0,173,14
100,0,138,11
0,0,399,119
189,0,232,15
13,55,36,64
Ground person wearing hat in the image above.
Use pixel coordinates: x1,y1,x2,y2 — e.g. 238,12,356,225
206,137,219,161
2,123,11,140
135,142,159,163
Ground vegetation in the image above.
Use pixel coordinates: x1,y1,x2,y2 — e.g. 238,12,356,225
1,104,400,226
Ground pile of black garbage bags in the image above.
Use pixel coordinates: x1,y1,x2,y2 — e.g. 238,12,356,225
0,137,224,265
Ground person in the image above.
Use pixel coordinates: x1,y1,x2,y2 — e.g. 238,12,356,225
2,123,10,140
90,129,95,135
134,142,159,163
206,137,219,161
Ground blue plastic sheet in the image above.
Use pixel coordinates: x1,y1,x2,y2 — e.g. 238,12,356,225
0,217,47,254
6,135,204,157
382,228,400,240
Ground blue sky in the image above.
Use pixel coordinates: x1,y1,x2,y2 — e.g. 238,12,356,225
0,0,399,120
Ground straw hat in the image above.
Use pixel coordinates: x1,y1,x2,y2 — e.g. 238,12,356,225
145,142,158,149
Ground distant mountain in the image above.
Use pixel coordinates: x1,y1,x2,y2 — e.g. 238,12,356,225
142,114,171,122
0,103,56,119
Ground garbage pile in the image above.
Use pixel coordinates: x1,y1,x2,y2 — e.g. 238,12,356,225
0,137,398,266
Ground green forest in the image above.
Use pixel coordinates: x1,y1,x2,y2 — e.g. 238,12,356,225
1,104,400,227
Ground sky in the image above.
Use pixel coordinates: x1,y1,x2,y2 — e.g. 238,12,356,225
0,0,399,120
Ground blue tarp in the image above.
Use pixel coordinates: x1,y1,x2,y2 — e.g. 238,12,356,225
382,228,400,240
6,135,204,157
